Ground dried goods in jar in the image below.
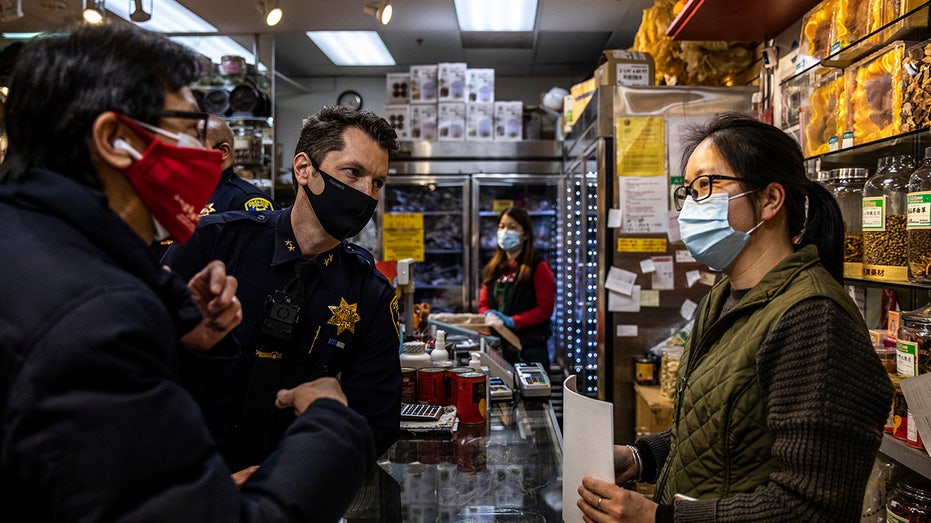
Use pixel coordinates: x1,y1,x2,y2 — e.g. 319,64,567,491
834,0,871,48
902,42,931,132
844,232,864,263
848,43,905,144
863,213,908,265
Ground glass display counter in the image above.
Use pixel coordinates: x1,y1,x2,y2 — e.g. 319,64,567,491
346,398,563,522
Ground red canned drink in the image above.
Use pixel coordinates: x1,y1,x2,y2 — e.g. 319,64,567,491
401,367,417,404
446,367,473,407
417,367,447,405
456,371,487,424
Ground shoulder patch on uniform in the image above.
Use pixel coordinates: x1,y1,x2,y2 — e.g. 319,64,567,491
243,197,274,211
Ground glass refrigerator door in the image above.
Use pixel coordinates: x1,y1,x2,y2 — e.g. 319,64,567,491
470,173,564,315
557,168,599,394
379,175,471,313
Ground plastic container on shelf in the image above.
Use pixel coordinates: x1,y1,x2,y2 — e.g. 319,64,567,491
907,147,931,283
659,346,682,400
902,40,931,132
801,70,845,156
846,41,908,145
400,341,432,370
832,167,870,278
798,0,836,70
831,0,871,52
863,154,915,281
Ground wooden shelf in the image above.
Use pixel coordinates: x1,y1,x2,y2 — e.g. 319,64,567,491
667,0,820,41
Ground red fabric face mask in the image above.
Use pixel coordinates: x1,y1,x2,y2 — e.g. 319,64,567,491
114,114,222,244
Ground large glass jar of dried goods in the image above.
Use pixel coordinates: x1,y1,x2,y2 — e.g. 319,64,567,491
908,147,931,283
832,167,869,279
863,154,915,281
887,475,931,523
897,301,931,377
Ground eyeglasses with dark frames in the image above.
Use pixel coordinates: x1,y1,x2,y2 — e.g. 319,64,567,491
673,174,749,211
159,110,210,144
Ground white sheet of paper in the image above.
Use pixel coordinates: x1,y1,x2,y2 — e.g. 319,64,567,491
651,256,675,290
562,375,615,523
667,210,681,243
680,299,698,320
699,271,717,286
899,374,931,458
685,270,701,287
675,249,696,263
608,286,641,312
605,266,637,296
640,258,656,273
617,324,638,337
608,208,623,228
618,176,668,233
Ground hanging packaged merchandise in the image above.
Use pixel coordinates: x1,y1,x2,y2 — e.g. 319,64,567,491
908,147,931,283
832,167,870,278
863,154,915,281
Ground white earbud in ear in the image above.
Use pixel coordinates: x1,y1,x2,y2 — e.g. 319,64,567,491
113,138,143,161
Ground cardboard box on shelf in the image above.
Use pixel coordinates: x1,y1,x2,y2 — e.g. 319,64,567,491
410,103,437,141
466,102,495,141
438,62,467,102
594,50,654,87
494,101,523,141
410,65,438,104
386,72,410,105
437,102,466,141
383,104,411,141
466,68,495,103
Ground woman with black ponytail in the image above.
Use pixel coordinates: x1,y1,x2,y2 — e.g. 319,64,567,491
576,113,893,521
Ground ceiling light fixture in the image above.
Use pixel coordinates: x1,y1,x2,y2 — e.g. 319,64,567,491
82,0,106,24
363,0,392,25
454,0,537,31
257,1,282,27
306,31,395,66
129,0,151,22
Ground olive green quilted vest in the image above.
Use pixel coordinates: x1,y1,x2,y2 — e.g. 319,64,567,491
654,245,866,503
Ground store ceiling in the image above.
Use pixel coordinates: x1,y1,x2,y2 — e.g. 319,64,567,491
5,0,654,82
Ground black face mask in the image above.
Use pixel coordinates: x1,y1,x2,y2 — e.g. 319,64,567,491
302,161,377,241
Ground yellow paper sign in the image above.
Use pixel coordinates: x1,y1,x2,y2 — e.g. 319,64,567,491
492,199,514,214
384,213,423,230
383,213,425,262
617,238,667,253
615,117,665,176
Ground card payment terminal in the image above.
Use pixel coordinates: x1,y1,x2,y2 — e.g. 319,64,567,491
514,362,551,397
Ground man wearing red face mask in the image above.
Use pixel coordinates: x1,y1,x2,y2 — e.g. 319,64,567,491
0,24,375,521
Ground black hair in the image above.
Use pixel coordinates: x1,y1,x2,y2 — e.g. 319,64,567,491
681,112,844,283
294,105,399,165
482,207,540,286
0,24,199,186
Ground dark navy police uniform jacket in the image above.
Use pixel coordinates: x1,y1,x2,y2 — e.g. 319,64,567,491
201,167,275,215
164,207,401,467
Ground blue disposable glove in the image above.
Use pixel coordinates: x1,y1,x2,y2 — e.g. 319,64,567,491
485,309,515,329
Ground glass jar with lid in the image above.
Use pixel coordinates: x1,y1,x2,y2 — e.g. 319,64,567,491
897,301,931,377
887,475,931,523
862,154,915,281
908,147,931,283
832,167,869,279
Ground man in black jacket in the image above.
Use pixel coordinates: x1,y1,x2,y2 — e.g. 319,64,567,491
0,24,374,522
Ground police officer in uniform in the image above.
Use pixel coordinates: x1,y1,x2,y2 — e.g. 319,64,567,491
164,106,401,474
201,115,275,215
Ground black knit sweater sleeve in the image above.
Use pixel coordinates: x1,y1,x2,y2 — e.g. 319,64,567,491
674,297,894,522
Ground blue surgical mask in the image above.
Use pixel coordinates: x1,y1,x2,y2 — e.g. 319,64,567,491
677,191,762,270
497,229,522,251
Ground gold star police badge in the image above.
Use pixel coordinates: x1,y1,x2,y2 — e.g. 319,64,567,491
328,298,361,335
200,202,217,216
284,239,296,252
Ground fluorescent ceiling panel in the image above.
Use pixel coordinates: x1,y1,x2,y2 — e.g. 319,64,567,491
306,31,395,66
106,0,259,68
454,0,538,31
